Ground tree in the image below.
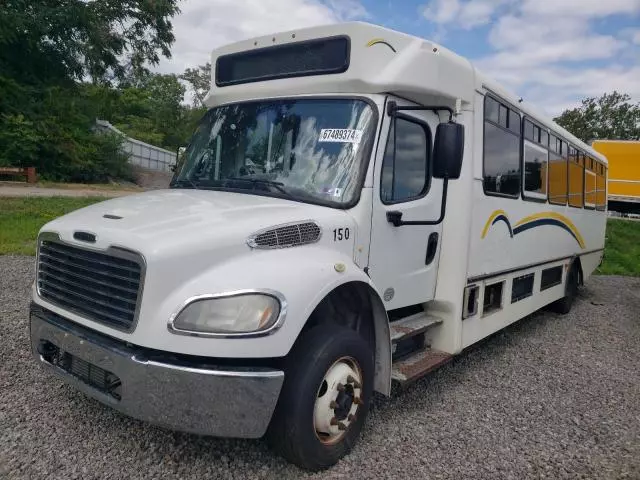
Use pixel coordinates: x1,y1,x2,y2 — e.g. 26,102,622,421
0,0,180,181
554,92,640,143
0,0,180,85
180,63,211,107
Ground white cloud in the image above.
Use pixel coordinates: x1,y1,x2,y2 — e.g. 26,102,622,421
622,28,640,44
520,0,640,17
458,0,507,28
156,0,367,75
421,0,461,25
421,0,511,29
473,0,640,115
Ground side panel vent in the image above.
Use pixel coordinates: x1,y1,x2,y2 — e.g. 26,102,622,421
248,221,322,249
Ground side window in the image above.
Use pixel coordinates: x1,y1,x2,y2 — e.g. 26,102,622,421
523,142,548,198
483,96,521,197
548,136,568,205
380,117,430,203
523,118,549,200
596,162,607,211
568,147,584,208
585,156,597,208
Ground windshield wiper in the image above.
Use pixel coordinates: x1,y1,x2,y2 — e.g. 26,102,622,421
224,177,292,197
171,178,199,189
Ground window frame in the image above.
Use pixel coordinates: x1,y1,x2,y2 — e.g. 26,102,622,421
584,155,597,210
379,113,433,205
521,116,550,203
548,134,568,206
596,164,607,211
567,146,584,209
482,94,522,200
522,139,550,202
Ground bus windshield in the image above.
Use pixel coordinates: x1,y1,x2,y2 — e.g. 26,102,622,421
172,98,377,207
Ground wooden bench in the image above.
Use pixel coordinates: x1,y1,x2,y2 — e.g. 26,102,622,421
0,167,37,183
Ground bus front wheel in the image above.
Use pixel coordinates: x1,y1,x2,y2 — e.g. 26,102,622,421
266,324,374,471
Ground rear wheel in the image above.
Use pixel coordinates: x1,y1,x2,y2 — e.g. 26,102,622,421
266,324,374,471
551,262,580,314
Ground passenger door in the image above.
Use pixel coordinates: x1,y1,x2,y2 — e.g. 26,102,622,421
367,99,444,310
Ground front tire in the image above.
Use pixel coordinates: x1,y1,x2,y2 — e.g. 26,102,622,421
266,324,374,471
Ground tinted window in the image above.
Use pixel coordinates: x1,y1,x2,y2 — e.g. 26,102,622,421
216,37,350,86
524,120,535,141
548,148,567,205
596,164,607,211
508,110,521,134
483,97,521,197
568,148,584,208
380,118,430,203
540,130,549,147
485,97,499,123
585,168,597,207
498,104,508,128
524,141,548,196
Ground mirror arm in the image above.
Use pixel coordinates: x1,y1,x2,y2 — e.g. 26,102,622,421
386,101,454,122
386,175,449,227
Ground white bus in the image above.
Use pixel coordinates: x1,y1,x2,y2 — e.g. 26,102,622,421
30,22,607,470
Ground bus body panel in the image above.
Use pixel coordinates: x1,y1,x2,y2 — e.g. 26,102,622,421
592,140,640,210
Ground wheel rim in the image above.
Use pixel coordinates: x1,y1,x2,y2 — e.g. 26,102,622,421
313,356,363,445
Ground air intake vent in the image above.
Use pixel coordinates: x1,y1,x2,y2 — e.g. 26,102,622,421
248,221,321,249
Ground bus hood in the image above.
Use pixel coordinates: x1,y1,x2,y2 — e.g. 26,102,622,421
39,189,355,262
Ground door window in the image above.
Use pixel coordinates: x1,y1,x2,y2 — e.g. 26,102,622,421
380,117,430,204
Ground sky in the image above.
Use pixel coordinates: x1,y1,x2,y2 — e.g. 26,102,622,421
156,0,640,116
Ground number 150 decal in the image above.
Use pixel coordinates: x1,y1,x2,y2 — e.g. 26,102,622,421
333,228,350,241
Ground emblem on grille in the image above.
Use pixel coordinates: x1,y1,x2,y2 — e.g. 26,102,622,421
247,221,322,249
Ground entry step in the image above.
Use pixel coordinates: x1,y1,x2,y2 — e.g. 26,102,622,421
389,312,443,344
391,348,453,384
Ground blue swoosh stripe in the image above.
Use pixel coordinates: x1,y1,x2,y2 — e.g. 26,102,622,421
492,215,513,238
512,219,581,246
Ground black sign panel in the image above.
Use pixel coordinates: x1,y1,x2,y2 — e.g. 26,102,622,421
216,36,350,87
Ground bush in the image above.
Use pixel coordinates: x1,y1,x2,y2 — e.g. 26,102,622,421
0,80,134,183
0,113,43,168
85,132,134,183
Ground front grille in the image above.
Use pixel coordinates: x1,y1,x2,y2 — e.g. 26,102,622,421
39,340,121,400
248,221,321,249
37,238,143,332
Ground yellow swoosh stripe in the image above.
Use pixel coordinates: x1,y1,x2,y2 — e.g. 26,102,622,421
366,38,386,47
481,209,508,239
513,212,586,248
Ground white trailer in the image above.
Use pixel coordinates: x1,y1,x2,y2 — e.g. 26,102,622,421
30,22,607,470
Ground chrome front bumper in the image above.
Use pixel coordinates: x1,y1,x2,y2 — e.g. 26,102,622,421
29,305,284,438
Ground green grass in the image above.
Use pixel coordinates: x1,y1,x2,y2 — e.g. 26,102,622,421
2,198,640,278
595,218,640,277
0,197,106,255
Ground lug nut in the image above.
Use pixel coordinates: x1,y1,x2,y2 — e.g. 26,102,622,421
347,375,362,388
329,401,338,409
330,416,338,426
348,414,356,422
338,422,347,431
336,383,345,392
353,397,363,405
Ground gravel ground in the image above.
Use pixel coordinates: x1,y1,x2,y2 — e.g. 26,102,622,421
1,255,639,479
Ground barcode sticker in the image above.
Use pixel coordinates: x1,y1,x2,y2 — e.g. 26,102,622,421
319,129,363,143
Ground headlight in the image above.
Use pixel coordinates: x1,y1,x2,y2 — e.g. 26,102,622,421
170,293,283,335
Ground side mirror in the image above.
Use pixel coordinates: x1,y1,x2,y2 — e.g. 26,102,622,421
433,122,464,179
